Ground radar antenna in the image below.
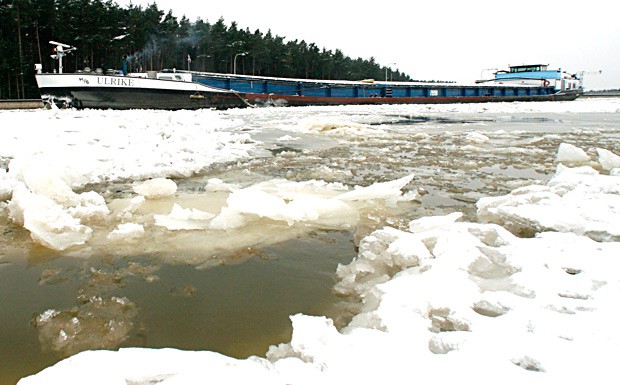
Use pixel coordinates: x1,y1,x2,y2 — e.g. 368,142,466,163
49,41,77,74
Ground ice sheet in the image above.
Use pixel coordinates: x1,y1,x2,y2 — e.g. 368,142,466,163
6,100,620,384
18,155,620,385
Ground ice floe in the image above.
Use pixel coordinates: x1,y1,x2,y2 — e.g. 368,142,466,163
478,163,620,241
207,175,413,230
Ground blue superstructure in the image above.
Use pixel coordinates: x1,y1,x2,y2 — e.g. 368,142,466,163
496,64,560,80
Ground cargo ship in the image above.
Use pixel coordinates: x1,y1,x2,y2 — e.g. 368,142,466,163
35,42,582,110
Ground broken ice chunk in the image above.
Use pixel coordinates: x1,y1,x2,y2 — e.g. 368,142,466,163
154,204,214,230
555,143,590,163
596,148,620,171
107,223,145,241
9,183,92,251
133,178,177,199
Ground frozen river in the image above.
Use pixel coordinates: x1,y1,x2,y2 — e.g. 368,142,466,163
1,98,620,384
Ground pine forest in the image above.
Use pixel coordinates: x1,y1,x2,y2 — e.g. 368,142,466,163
0,0,412,99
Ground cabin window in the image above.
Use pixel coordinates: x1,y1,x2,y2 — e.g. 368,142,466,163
510,65,546,73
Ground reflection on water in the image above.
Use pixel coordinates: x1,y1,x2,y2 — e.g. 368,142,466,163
1,103,620,384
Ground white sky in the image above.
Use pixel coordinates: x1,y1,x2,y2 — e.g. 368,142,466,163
117,0,619,90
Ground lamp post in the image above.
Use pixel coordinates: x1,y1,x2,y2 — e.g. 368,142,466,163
197,54,210,72
234,52,247,75
385,62,396,81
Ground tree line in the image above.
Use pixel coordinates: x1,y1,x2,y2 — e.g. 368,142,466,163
0,0,412,99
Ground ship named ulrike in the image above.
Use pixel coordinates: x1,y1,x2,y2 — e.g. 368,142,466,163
36,42,582,110
95,77,136,87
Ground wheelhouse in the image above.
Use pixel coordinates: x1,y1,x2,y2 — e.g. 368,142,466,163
509,64,548,73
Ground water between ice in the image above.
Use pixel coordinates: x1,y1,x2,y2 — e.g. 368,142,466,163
1,99,619,384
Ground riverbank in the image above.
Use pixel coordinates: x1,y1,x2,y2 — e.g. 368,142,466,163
0,99,44,110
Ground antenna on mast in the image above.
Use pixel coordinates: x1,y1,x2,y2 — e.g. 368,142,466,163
49,41,76,74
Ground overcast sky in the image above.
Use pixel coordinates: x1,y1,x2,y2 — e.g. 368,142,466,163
116,0,619,90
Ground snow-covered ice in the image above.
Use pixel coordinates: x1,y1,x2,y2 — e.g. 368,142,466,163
2,99,619,384
0,109,254,187
478,145,620,241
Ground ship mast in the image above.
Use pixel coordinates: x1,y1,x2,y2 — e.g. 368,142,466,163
49,41,76,74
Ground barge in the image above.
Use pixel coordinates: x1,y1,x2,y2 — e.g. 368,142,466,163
35,42,582,110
